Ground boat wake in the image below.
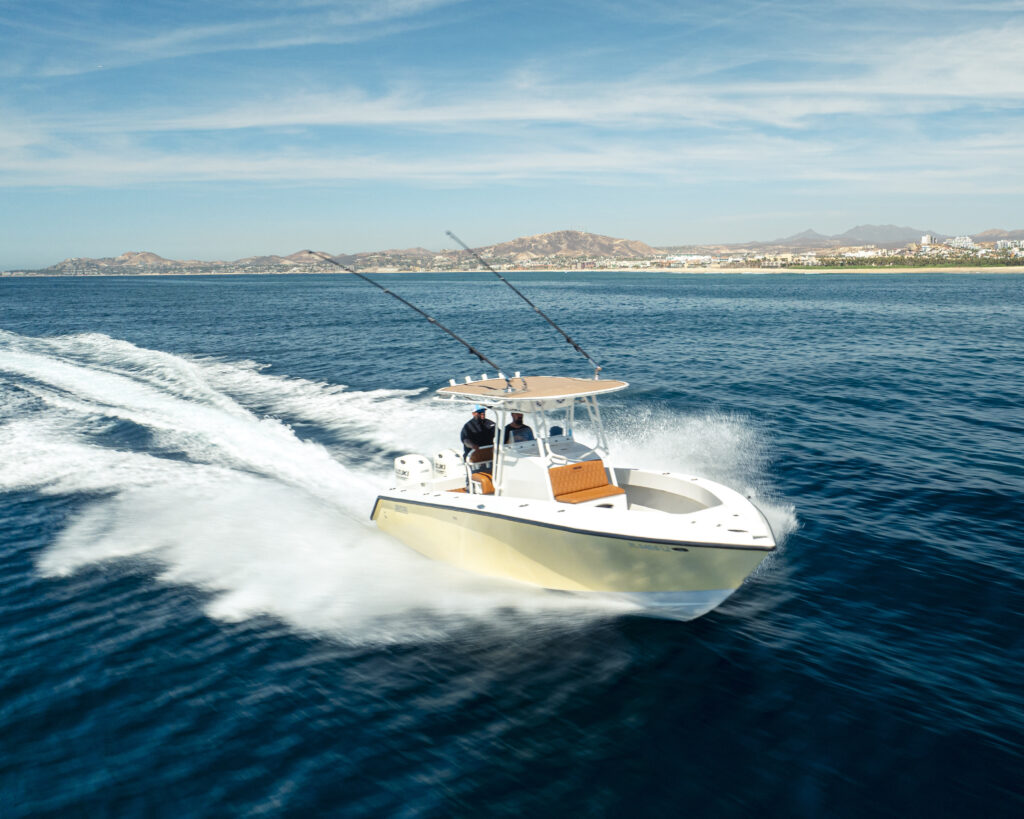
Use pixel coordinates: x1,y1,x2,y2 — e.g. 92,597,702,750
0,330,796,641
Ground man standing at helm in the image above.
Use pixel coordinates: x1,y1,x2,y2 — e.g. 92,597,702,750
461,405,495,458
504,412,535,444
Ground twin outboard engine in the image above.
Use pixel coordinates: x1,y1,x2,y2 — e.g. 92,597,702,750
393,454,432,487
392,449,467,489
393,449,466,489
432,449,463,479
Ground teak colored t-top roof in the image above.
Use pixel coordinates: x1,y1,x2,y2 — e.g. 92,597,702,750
437,375,628,405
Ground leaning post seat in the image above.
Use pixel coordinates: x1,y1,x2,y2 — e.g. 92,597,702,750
548,460,626,504
471,472,494,495
448,472,493,494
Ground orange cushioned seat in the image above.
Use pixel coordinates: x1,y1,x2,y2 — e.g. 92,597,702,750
471,472,494,495
549,460,625,504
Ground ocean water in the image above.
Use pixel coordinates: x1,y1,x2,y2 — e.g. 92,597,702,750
1,271,1021,817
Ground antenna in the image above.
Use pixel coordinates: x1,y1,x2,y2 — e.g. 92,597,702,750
305,250,512,390
445,231,604,379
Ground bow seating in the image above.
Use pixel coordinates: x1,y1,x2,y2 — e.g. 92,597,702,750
549,460,626,504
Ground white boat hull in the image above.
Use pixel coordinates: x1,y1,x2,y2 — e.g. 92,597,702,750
371,469,775,620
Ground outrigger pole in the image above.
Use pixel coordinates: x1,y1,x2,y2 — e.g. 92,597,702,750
445,231,603,379
305,250,513,391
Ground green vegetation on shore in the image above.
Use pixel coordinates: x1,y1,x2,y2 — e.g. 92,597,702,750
787,256,1024,270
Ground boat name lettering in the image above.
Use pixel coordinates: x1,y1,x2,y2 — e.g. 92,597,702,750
629,542,671,552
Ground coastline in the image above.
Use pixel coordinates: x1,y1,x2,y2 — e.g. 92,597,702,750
3,265,1023,277
652,265,1024,274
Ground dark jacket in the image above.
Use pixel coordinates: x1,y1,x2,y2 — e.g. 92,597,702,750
461,416,495,454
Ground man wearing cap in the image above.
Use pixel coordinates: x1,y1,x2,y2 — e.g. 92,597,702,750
461,405,495,458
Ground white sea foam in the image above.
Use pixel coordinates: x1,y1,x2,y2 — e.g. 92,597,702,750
1,331,795,642
595,404,797,546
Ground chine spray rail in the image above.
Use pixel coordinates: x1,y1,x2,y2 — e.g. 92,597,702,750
445,230,604,379
304,250,512,390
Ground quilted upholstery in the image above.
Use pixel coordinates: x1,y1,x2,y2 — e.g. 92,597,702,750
549,460,625,504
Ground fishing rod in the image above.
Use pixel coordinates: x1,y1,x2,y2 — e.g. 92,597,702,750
305,250,512,391
445,230,603,379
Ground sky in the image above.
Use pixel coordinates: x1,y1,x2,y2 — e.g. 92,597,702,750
1,0,1023,268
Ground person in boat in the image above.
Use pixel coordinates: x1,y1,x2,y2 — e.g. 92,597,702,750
503,412,535,444
461,405,495,458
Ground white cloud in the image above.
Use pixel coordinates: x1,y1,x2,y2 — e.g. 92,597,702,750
11,19,1020,138
0,0,467,77
117,0,460,56
4,126,1024,193
2,12,1022,194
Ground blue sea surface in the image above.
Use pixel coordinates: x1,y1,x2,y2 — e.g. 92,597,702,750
1,272,1022,816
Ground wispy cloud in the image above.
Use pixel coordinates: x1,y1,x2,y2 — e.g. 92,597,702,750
4,124,1023,194
11,21,1023,139
113,0,460,57
0,0,467,77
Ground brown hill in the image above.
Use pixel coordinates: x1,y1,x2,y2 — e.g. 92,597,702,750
113,251,171,265
483,230,662,260
343,247,438,264
377,247,436,257
49,251,178,271
975,228,1024,241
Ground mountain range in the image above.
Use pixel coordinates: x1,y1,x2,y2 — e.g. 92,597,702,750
40,231,663,273
767,224,944,249
763,225,1024,249
29,226,1024,273
485,230,659,259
